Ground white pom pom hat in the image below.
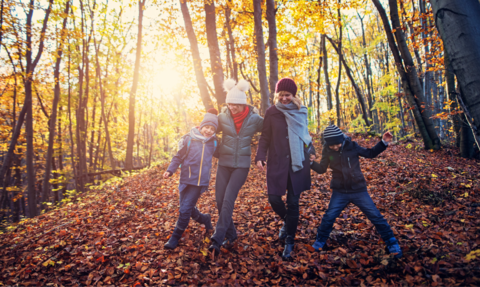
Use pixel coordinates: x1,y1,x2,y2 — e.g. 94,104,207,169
224,79,250,105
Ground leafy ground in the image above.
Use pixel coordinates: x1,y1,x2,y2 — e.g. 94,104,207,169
1,135,479,286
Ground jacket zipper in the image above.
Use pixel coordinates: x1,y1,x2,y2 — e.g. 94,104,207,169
230,108,251,167
197,142,206,186
189,166,191,178
348,157,351,168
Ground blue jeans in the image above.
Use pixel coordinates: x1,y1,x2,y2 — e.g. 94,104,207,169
176,185,207,230
316,191,395,242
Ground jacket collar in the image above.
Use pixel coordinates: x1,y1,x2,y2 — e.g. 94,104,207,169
222,104,259,117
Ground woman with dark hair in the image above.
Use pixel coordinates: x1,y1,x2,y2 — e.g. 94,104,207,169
255,78,315,259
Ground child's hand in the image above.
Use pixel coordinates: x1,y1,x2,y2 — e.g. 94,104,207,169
256,160,266,172
163,171,172,179
382,131,393,143
310,154,316,162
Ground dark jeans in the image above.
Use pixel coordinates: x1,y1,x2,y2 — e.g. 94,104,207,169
268,175,301,243
316,191,395,242
211,166,249,244
176,185,208,230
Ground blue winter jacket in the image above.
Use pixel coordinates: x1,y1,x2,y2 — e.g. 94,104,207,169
166,128,217,187
311,136,387,193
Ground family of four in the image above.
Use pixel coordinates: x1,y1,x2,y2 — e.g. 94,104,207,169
162,77,402,260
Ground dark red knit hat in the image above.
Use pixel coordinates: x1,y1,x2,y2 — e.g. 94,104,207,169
275,78,297,96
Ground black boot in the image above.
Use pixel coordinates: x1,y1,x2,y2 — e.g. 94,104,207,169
208,239,221,255
203,213,213,231
282,236,295,260
222,237,237,250
164,227,184,250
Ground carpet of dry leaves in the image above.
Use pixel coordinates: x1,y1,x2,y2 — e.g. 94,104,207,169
1,135,479,286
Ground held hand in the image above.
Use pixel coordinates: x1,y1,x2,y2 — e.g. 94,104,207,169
382,131,393,143
310,154,316,162
256,160,266,172
163,171,172,179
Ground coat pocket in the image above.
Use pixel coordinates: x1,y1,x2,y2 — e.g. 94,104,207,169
189,166,191,178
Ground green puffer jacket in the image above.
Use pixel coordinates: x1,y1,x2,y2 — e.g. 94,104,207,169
217,105,264,168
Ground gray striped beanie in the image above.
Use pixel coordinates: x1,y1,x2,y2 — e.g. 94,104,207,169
323,125,344,146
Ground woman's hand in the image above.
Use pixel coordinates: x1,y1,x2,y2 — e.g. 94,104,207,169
163,171,172,179
310,154,316,162
256,160,266,171
382,131,393,143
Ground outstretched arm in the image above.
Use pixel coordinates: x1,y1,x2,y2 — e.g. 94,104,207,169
166,138,188,175
311,145,330,174
355,132,392,158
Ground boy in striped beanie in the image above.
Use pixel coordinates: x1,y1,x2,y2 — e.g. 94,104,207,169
310,125,402,258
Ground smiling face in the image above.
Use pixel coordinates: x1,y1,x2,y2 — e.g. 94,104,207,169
200,125,215,138
227,103,245,115
329,143,342,151
277,91,294,105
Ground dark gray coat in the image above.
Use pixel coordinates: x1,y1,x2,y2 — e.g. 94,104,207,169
255,105,315,196
217,105,263,168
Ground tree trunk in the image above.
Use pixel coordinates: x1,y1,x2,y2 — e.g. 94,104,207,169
266,0,278,104
323,35,333,112
431,0,480,139
179,0,213,111
42,0,70,206
358,13,374,121
388,0,441,149
125,0,145,170
25,0,53,217
327,37,371,127
316,34,324,133
94,38,115,169
225,1,238,81
334,4,343,127
372,0,437,150
253,0,270,114
204,0,226,108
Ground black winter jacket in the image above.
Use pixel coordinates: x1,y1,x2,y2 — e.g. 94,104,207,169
311,136,387,193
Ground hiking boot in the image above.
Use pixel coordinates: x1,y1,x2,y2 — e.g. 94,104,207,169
208,240,221,255
282,236,295,260
385,238,402,258
164,228,184,250
222,237,237,250
203,213,213,231
312,239,327,251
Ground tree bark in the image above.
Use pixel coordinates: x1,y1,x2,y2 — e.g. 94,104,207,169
125,0,145,170
25,0,53,217
179,0,213,111
42,0,70,206
266,0,278,105
431,0,480,139
253,0,270,114
372,0,437,149
327,36,371,127
388,0,440,149
204,0,226,108
225,1,237,81
334,4,342,127
323,35,333,112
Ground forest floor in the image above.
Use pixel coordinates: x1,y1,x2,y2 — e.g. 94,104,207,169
1,134,480,286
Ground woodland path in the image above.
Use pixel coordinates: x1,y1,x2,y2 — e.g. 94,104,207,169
1,135,479,286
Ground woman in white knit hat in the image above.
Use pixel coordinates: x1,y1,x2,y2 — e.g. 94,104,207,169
208,79,264,254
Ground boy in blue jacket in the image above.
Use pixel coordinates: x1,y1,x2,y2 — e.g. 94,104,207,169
162,108,219,250
310,125,402,258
